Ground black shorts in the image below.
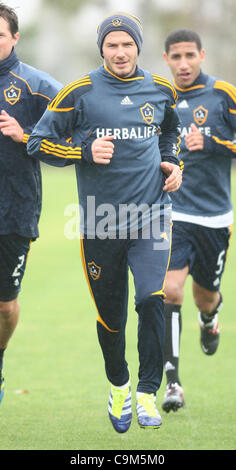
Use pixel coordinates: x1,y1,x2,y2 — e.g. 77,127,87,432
169,221,232,291
0,234,31,302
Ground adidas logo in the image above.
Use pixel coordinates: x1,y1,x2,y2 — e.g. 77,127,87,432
178,99,189,108
164,361,175,372
121,96,133,105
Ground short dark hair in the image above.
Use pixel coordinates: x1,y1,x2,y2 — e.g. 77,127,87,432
165,28,202,54
0,2,18,36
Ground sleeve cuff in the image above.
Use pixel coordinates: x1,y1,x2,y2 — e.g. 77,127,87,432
22,133,30,144
203,135,217,153
81,141,94,164
162,155,179,166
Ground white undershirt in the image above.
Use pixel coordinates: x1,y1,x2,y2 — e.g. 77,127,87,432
172,210,233,228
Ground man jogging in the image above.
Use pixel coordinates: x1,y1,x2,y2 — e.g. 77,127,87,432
27,12,182,432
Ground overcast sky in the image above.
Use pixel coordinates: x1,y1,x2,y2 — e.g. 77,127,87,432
5,0,142,26
5,0,42,26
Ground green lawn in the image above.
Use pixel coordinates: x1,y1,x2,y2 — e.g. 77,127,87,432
0,164,236,451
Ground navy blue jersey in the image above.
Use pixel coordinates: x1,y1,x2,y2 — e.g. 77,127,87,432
0,49,62,238
27,65,180,237
171,71,236,228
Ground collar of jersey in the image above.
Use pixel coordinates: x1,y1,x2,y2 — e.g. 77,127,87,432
174,70,208,92
103,64,144,82
0,48,19,76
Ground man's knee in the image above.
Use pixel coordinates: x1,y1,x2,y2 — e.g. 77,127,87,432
164,268,188,305
0,299,19,317
136,293,164,318
165,282,183,304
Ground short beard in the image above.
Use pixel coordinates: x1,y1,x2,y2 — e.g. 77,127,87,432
104,61,137,79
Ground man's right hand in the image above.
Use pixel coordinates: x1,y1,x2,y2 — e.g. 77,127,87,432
0,110,24,143
185,123,204,151
91,135,114,164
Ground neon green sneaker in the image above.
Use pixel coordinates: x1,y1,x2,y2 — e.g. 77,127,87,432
108,382,132,433
136,392,162,429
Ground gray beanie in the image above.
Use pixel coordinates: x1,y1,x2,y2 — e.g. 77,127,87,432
97,12,143,56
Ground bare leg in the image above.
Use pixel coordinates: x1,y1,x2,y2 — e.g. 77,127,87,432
192,281,220,314
0,298,20,349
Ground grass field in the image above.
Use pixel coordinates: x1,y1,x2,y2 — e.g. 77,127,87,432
0,164,236,452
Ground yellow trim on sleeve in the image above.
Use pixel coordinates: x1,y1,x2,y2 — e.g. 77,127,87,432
179,159,184,171
40,139,82,159
214,80,236,105
22,133,30,144
152,74,178,101
212,135,236,153
48,76,92,111
177,135,181,157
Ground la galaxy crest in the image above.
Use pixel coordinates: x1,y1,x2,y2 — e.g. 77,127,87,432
112,18,123,26
193,105,208,125
88,261,101,280
4,84,21,105
140,103,154,125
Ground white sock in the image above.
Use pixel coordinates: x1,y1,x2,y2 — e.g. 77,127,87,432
136,392,153,399
112,379,130,390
